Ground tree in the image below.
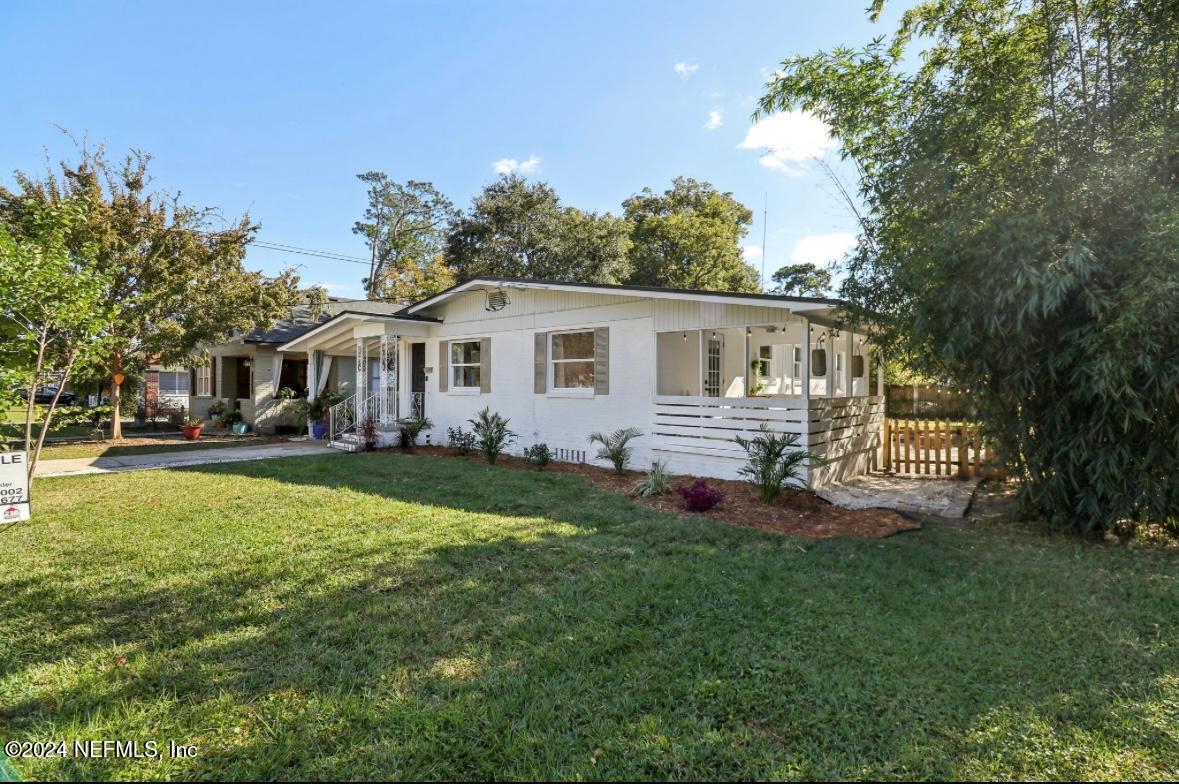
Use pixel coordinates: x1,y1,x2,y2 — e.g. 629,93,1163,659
0,145,319,439
445,175,631,284
759,0,1179,532
0,196,117,475
769,263,832,296
623,177,760,293
352,172,459,302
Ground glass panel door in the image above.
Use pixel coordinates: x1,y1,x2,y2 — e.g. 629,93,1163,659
704,336,722,397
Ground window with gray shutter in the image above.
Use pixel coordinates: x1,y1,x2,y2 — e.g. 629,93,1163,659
594,326,609,395
479,337,491,393
438,341,448,392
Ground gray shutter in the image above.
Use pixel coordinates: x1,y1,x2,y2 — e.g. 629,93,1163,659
438,341,449,392
211,358,218,399
189,367,197,397
594,326,609,395
534,332,548,394
479,337,491,393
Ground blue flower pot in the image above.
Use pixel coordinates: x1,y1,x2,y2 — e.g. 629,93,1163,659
310,421,328,439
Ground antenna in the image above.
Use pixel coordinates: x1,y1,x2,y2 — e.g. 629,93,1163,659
760,192,768,290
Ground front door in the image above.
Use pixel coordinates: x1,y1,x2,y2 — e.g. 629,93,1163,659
410,342,426,417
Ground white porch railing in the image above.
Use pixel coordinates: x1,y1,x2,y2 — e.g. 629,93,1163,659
328,391,381,444
651,394,885,470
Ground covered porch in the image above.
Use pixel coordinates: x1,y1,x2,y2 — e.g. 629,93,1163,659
652,312,884,487
277,312,435,448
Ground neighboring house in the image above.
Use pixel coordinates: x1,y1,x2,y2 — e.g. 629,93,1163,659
141,363,190,420
277,278,884,487
188,298,404,434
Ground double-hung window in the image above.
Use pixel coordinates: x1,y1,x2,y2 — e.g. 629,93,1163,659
450,340,482,390
195,362,212,397
550,330,595,390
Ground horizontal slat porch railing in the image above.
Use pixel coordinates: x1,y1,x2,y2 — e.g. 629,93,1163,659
651,395,885,484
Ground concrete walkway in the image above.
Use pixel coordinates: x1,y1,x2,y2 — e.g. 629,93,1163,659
34,441,340,478
817,474,982,518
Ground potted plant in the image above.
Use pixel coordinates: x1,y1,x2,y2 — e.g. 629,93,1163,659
181,415,203,441
307,392,343,440
221,408,248,434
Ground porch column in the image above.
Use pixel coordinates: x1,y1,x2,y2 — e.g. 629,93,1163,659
379,333,399,425
355,337,368,423
800,317,811,401
307,352,319,402
825,328,835,397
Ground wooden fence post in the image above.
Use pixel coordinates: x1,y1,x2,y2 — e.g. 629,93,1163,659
883,417,892,473
958,423,968,478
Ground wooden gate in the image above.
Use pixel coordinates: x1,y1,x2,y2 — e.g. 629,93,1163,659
881,418,997,478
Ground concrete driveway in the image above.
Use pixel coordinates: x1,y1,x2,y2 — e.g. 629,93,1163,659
34,441,340,478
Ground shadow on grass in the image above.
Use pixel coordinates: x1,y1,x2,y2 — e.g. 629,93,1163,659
2,451,1178,779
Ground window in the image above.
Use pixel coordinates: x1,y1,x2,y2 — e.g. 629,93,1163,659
792,346,802,382
159,371,189,396
550,331,595,390
451,340,482,389
195,362,212,397
835,352,846,394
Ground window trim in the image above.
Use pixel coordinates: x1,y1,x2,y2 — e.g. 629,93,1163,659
195,362,213,398
449,339,482,392
548,329,597,394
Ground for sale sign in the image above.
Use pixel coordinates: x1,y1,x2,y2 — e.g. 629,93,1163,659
0,450,30,522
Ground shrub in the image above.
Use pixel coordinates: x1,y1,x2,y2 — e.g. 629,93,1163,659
399,416,433,450
469,408,517,465
632,460,671,497
447,426,477,456
588,427,642,474
360,416,378,450
675,479,725,512
523,442,552,470
734,424,824,504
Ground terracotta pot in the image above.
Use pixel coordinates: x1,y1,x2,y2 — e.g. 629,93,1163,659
181,424,202,441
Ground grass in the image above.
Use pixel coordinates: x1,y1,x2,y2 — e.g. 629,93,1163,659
1,453,1177,780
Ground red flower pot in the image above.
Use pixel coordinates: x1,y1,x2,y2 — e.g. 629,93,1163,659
181,424,203,441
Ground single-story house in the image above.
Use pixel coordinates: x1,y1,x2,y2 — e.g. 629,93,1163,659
187,298,405,433
275,278,884,487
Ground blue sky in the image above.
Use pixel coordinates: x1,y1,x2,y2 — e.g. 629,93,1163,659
1,1,910,298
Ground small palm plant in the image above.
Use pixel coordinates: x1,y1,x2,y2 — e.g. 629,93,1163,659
632,460,671,497
734,424,824,504
469,407,517,465
588,427,643,474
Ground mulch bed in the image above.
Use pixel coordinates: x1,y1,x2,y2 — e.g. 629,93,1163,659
409,445,921,541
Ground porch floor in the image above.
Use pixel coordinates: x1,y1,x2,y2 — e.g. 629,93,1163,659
816,474,982,518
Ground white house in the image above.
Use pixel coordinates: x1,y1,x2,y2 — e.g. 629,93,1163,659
276,278,884,487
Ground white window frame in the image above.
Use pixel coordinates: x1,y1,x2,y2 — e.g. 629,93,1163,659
450,339,482,392
549,329,596,397
195,362,213,397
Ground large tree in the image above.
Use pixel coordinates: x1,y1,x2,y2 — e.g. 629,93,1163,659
353,172,458,302
623,177,760,293
760,0,1179,532
445,175,631,284
769,263,833,297
1,146,318,438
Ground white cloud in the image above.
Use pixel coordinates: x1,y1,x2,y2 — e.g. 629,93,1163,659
491,155,542,176
673,61,699,77
704,109,723,130
789,233,857,266
742,244,763,262
738,110,837,174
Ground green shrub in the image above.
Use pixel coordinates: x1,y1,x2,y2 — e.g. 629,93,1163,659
632,460,671,497
399,416,433,450
588,427,642,474
447,426,477,456
734,424,824,504
523,443,552,470
469,408,517,465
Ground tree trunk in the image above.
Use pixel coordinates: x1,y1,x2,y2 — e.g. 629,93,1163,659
29,357,76,480
110,353,123,440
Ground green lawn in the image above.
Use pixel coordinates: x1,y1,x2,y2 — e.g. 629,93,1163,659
1,454,1176,781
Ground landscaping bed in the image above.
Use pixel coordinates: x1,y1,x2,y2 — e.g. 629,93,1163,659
411,445,920,540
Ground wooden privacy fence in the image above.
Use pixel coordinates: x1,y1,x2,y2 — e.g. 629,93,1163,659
881,418,998,478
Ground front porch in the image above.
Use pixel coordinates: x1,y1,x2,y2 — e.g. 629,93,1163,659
652,315,884,487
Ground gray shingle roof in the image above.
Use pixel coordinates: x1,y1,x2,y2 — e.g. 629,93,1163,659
242,299,406,344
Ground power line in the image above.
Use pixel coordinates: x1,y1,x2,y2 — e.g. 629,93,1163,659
252,240,371,265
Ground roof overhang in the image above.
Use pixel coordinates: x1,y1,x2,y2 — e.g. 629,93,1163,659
277,310,436,354
403,277,843,315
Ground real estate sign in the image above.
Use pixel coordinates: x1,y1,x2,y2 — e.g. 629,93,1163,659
0,450,31,522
